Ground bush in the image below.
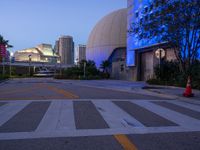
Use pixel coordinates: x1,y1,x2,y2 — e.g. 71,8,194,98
0,74,9,81
147,60,200,90
54,60,109,80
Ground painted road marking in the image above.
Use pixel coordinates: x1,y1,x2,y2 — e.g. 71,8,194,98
133,101,200,128
56,101,76,130
0,86,39,95
0,101,30,126
40,83,79,99
36,101,61,132
153,101,200,120
93,101,144,128
0,99,200,140
168,100,200,112
114,134,138,150
0,102,50,133
114,101,177,127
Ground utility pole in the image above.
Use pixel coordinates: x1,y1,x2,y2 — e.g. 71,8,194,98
28,55,32,76
83,61,86,78
2,57,5,77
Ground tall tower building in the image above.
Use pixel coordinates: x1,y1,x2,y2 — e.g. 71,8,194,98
54,40,59,55
59,36,74,64
75,44,86,64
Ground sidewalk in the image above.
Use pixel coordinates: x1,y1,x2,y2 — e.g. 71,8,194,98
142,85,200,101
66,80,200,101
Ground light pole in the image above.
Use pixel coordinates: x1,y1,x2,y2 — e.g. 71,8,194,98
2,57,5,77
28,54,32,76
9,52,14,77
83,61,86,78
1,44,7,77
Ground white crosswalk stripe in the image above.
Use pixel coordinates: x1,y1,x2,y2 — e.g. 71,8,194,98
93,100,145,128
56,101,76,130
167,100,200,112
132,100,200,128
0,99,200,140
36,100,62,132
0,101,30,126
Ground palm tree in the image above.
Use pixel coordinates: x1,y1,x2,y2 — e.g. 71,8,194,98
100,60,111,73
0,35,13,48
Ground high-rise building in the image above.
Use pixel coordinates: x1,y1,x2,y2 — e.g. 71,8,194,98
59,36,74,65
54,40,59,55
75,44,86,64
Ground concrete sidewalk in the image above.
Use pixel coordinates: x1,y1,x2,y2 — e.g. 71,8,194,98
142,85,200,101
64,80,200,101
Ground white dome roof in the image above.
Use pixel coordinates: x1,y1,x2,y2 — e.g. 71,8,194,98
86,8,127,67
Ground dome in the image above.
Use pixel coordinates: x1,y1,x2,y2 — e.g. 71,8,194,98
86,8,127,67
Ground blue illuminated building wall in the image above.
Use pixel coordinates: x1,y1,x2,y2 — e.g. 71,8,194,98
127,0,157,66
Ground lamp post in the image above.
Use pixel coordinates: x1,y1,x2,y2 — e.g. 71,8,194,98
28,54,32,76
83,61,86,78
1,44,7,77
9,52,14,77
2,57,5,77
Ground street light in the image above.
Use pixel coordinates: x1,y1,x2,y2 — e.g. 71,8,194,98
1,44,7,77
83,61,86,78
28,54,32,76
9,52,14,77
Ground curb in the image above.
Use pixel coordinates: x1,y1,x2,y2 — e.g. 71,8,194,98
143,88,199,101
0,79,10,85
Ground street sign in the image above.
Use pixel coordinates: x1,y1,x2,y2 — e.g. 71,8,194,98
155,48,165,59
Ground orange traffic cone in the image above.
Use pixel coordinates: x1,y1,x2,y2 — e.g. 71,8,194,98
183,76,194,97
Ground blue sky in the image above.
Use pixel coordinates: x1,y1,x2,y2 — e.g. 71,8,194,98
0,0,126,52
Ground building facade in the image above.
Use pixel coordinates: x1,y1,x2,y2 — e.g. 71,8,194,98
127,0,176,80
86,1,177,81
75,45,86,64
14,43,60,63
54,40,59,55
59,36,74,65
86,8,127,67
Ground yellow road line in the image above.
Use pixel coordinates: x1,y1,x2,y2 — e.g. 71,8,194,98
114,134,138,150
39,83,79,99
0,97,73,100
0,86,39,95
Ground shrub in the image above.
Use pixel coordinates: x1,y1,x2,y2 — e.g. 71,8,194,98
148,60,200,90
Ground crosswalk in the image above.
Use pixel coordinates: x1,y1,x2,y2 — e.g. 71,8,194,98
0,99,200,140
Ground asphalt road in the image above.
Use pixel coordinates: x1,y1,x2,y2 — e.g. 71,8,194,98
0,78,200,150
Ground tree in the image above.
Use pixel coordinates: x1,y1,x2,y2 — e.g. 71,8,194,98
100,60,111,74
0,35,13,62
79,60,99,76
129,0,200,77
0,35,13,48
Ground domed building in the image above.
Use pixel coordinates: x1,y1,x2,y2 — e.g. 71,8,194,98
86,8,127,68
87,6,177,81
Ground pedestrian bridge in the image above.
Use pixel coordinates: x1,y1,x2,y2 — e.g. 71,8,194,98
0,61,74,68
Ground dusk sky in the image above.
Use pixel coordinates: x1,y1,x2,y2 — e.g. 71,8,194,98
0,0,126,52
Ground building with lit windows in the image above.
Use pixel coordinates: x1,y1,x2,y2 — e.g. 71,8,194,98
14,43,60,63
